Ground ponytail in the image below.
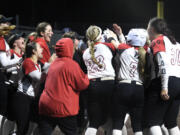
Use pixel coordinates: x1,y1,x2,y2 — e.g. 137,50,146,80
138,47,146,81
163,28,176,44
86,25,103,68
88,40,103,68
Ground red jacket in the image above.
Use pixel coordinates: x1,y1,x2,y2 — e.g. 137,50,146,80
39,38,89,117
35,37,51,64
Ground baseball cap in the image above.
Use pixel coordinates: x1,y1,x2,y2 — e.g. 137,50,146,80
0,15,13,23
8,33,25,48
126,28,148,47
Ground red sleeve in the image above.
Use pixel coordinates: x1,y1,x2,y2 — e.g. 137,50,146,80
40,49,50,64
69,61,89,91
23,58,37,75
39,42,51,64
0,37,6,51
151,36,165,55
35,38,51,64
117,43,132,50
101,42,116,51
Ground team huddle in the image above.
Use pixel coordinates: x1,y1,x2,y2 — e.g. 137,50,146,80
0,14,180,135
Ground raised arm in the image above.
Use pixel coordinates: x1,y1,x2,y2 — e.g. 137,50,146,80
113,23,126,43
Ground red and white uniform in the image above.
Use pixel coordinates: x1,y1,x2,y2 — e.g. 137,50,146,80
83,42,115,79
10,49,22,60
117,44,143,83
4,49,23,85
7,49,22,73
17,58,41,97
0,37,19,68
151,35,180,89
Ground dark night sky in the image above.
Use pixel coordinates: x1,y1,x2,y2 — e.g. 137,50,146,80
1,0,180,39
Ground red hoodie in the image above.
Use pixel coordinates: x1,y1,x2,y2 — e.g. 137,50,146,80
39,38,89,117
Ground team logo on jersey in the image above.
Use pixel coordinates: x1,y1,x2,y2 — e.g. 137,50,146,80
85,55,106,73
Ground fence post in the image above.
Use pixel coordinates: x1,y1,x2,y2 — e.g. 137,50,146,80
157,0,164,19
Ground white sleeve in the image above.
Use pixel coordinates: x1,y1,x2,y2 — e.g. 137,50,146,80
155,52,169,90
118,34,126,43
28,70,42,81
0,52,19,67
6,66,18,73
42,62,50,73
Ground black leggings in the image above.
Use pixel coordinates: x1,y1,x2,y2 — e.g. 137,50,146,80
143,77,180,129
0,82,8,116
9,92,35,135
87,80,115,129
112,82,144,132
38,115,78,135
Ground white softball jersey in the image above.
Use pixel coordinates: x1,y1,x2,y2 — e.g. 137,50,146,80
117,44,143,83
151,35,180,89
83,42,115,79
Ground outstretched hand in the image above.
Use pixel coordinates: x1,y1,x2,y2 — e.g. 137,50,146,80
113,23,122,35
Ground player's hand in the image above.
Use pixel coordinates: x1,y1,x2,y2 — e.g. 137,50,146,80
161,89,170,101
49,53,57,63
113,23,123,35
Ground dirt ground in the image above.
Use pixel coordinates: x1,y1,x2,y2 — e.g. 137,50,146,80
52,111,180,135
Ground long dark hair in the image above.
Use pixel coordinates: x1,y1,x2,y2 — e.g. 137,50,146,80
25,42,37,58
149,17,176,44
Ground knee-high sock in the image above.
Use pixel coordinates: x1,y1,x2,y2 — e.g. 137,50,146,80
161,124,169,135
150,126,163,135
85,127,97,135
122,125,127,135
2,119,15,135
168,126,180,135
134,131,143,135
112,129,122,135
124,114,129,124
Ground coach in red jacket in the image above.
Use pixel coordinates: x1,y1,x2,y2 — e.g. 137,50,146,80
38,38,89,135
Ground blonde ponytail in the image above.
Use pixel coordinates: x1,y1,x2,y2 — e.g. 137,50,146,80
86,25,103,68
138,47,146,81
